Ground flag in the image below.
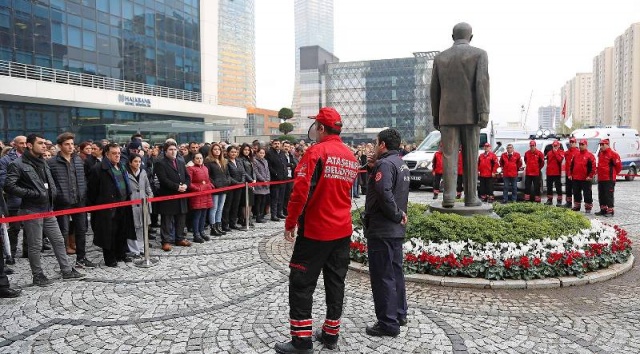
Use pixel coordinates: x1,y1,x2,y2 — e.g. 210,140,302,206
564,114,573,129
561,99,567,119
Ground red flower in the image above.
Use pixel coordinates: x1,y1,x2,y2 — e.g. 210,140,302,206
547,252,563,265
461,256,474,267
504,258,514,269
519,256,531,269
533,257,542,266
405,253,418,263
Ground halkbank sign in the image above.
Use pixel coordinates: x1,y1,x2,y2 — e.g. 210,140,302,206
118,94,151,108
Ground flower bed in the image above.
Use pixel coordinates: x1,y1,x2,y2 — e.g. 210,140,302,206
350,204,633,280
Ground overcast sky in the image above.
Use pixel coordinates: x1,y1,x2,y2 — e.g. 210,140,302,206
255,0,640,131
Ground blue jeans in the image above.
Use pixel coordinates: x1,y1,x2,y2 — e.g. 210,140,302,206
192,209,207,236
503,177,518,202
208,193,226,224
352,175,360,197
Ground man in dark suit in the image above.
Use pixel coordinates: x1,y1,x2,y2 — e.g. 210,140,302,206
430,22,490,208
265,139,287,221
153,141,191,252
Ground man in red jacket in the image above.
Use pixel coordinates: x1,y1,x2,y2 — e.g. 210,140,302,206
499,143,522,203
523,140,545,202
478,142,498,202
275,107,358,354
545,141,565,206
564,137,579,208
431,146,444,199
596,139,622,217
569,139,596,213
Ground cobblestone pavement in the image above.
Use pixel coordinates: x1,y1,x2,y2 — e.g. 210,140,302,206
0,181,638,353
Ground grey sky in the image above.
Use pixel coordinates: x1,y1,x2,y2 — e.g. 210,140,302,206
255,0,640,130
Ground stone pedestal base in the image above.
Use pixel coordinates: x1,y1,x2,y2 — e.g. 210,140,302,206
428,201,496,217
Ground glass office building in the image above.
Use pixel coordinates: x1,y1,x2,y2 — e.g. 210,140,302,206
0,0,245,143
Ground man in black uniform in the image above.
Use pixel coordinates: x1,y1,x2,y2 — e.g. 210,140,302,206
364,128,410,337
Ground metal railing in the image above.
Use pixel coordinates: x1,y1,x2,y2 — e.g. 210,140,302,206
0,60,216,104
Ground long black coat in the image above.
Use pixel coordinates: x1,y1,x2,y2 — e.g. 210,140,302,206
87,159,135,250
153,156,191,215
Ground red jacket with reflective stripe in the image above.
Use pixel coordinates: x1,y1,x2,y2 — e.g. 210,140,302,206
432,151,443,175
499,152,522,178
524,149,545,176
478,151,499,177
569,149,596,181
597,148,622,182
285,135,358,241
545,149,565,176
565,147,579,174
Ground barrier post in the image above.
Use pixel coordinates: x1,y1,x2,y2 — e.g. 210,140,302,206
134,197,159,268
240,182,250,231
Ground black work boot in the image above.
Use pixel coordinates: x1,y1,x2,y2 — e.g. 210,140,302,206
314,329,338,350
274,341,312,354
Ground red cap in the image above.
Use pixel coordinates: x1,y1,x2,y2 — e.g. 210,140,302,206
599,138,610,145
552,141,560,146
579,139,588,145
483,142,491,147
529,140,536,147
569,137,577,143
310,107,342,131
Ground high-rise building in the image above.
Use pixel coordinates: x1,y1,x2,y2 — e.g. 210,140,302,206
593,47,614,125
292,0,334,132
537,105,561,130
246,107,281,137
561,73,593,127
612,23,640,129
218,0,255,108
0,0,244,143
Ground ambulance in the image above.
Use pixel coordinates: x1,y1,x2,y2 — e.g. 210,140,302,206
571,127,640,181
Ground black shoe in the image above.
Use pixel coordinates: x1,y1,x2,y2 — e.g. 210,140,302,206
274,341,312,354
21,251,28,258
277,214,286,219
33,273,53,287
365,322,400,337
229,224,241,230
105,261,118,267
222,225,231,232
270,216,281,222
3,267,14,275
353,195,360,199
5,257,15,265
433,194,438,199
201,233,211,241
0,287,21,298
604,212,614,218
594,210,607,216
193,236,205,243
314,329,338,350
210,226,221,237
399,317,408,326
62,268,85,280
75,257,97,268
256,217,267,223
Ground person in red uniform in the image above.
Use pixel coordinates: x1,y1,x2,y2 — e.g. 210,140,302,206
456,149,464,199
564,137,579,208
545,141,565,206
523,140,545,202
478,142,498,202
569,139,596,213
499,143,522,203
275,107,359,354
431,145,444,199
596,139,622,217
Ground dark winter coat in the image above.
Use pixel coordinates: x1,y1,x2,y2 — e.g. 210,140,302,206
205,160,230,189
0,149,22,210
227,159,245,185
153,156,191,215
86,158,135,249
265,148,287,181
47,153,87,207
4,151,56,212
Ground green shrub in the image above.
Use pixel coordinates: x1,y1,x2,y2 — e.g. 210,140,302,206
353,202,590,244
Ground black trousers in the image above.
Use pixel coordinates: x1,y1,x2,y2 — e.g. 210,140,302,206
282,181,293,215
456,175,463,193
102,208,128,264
367,238,407,333
288,234,350,348
524,175,541,201
572,180,593,205
269,183,284,217
222,187,242,227
57,208,88,259
433,174,442,193
565,176,574,202
479,177,494,199
598,181,615,209
0,247,8,288
7,209,25,257
546,175,562,198
254,194,268,218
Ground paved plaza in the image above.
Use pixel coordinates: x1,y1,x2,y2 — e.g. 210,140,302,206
0,181,639,353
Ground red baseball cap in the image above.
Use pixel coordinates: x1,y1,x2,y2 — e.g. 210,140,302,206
579,139,588,145
569,137,577,143
483,142,491,147
529,140,536,147
310,107,342,131
599,139,610,145
552,141,560,146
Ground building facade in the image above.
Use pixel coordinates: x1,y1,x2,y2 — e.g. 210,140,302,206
291,0,333,128
218,0,255,108
324,51,438,143
246,107,280,137
593,47,614,125
0,0,244,143
537,105,561,130
561,73,593,127
612,23,640,129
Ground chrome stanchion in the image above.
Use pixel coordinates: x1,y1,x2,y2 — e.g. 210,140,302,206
134,197,159,268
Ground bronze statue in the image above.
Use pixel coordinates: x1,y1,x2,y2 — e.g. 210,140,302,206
430,22,490,208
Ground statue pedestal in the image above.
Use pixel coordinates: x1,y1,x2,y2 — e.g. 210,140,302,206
428,201,497,217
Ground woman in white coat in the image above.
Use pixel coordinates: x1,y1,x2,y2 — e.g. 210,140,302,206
126,154,154,256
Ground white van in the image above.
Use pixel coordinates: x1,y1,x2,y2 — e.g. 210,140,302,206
403,128,492,189
571,127,640,181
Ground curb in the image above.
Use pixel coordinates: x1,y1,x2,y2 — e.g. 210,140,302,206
348,254,635,290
